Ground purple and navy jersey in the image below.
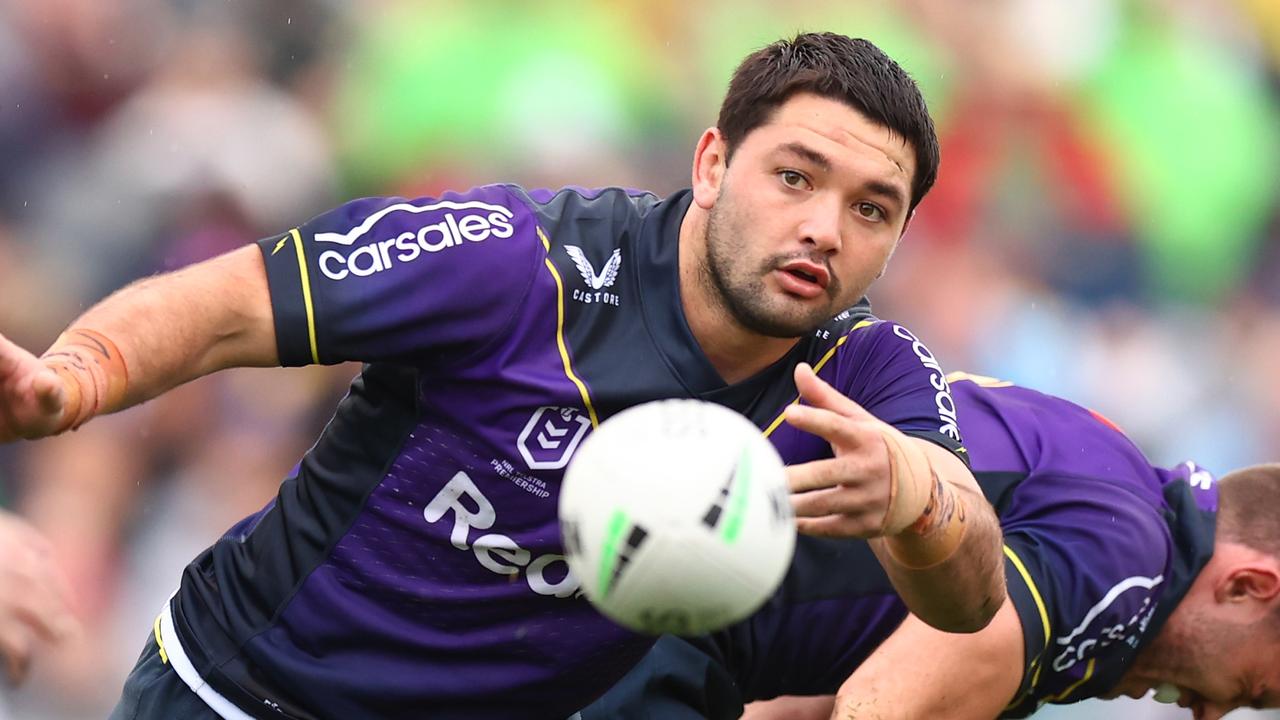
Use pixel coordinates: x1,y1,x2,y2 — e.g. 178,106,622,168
161,185,967,720
950,374,1216,717
581,374,1217,720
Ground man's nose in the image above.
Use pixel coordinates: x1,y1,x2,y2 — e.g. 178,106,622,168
799,202,843,254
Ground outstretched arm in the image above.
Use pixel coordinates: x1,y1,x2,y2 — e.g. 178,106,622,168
0,245,276,442
786,363,1005,632
740,602,1026,720
831,600,1025,719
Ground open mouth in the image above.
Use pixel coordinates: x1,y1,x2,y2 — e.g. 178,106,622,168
778,261,829,290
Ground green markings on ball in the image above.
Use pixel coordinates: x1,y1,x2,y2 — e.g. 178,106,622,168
598,510,628,598
720,446,752,544
598,509,648,598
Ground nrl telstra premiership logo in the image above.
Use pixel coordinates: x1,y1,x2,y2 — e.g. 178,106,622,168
517,406,592,470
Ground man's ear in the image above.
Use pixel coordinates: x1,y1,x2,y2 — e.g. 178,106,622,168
1214,563,1280,616
691,127,727,210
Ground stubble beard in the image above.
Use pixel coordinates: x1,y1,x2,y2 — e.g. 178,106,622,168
1129,607,1232,691
701,197,841,339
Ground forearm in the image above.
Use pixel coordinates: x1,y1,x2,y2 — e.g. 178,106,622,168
42,246,277,426
833,603,1024,720
741,696,835,719
871,448,1005,633
835,659,984,720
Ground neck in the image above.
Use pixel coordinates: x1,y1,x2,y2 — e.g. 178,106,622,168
1120,581,1212,691
1106,628,1183,699
677,204,798,385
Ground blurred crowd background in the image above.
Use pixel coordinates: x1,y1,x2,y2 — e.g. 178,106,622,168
0,0,1277,718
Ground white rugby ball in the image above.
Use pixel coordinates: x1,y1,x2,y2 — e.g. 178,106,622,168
558,399,795,635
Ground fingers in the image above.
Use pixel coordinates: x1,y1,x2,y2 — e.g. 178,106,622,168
790,484,886,536
0,515,79,684
791,483,872,517
795,514,883,539
788,458,891,538
787,365,885,454
0,623,32,684
792,363,876,422
0,373,66,442
784,403,875,452
787,456,878,494
16,559,78,645
30,368,66,417
0,335,67,441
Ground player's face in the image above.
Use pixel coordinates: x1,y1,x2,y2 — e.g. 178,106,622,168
1107,609,1280,719
698,93,915,337
1180,623,1280,720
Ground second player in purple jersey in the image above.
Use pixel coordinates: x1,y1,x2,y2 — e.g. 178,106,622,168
582,373,1220,719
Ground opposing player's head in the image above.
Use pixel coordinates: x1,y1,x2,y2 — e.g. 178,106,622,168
686,32,938,338
1112,464,1280,719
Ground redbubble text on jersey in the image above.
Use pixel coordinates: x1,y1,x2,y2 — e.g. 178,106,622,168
423,470,581,598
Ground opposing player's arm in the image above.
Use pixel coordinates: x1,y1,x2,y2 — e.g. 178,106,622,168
786,363,1004,632
0,245,275,442
831,600,1024,720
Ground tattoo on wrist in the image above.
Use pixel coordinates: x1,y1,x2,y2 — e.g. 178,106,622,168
40,329,128,432
909,471,966,536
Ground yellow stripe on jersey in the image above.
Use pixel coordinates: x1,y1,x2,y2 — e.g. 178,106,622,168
1048,658,1096,702
289,228,320,364
153,613,169,664
945,371,1013,388
1000,542,1054,708
537,227,600,429
1003,691,1033,714
1004,544,1052,648
762,319,876,437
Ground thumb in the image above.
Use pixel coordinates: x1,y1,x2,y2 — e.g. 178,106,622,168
30,368,66,416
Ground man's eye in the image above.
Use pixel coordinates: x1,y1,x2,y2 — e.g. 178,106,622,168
856,202,885,221
780,170,808,189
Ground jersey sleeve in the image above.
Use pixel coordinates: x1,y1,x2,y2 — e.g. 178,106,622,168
256,184,543,366
832,320,967,463
996,475,1172,716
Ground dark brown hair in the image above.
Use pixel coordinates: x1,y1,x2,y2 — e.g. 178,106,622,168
717,32,940,212
1217,464,1280,558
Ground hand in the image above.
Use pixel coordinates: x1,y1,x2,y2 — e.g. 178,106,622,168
0,332,67,443
0,511,78,683
784,363,928,538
